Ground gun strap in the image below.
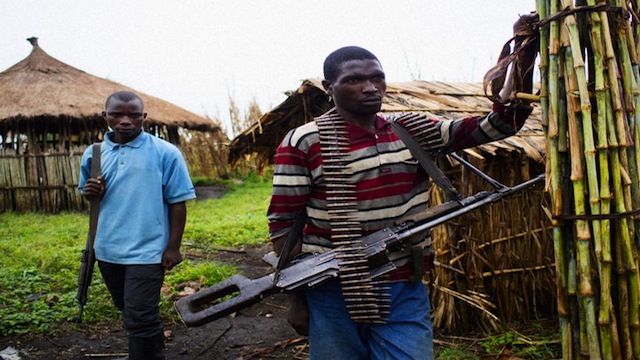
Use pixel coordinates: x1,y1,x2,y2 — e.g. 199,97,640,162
275,210,307,271
389,119,461,201
388,116,452,281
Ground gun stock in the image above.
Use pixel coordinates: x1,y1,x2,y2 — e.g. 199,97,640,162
175,173,545,327
175,274,277,327
175,249,344,327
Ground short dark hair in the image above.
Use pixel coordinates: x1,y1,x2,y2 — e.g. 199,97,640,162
105,91,143,109
323,46,380,81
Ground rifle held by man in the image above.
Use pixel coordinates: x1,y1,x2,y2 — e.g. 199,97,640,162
76,143,101,322
175,173,544,327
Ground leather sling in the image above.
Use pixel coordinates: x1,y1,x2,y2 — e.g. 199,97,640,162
389,121,461,201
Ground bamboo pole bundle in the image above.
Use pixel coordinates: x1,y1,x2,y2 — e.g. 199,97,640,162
536,0,640,358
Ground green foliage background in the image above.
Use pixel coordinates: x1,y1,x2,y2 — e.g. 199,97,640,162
0,176,272,336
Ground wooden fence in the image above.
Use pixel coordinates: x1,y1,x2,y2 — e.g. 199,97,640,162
0,131,231,213
0,147,86,213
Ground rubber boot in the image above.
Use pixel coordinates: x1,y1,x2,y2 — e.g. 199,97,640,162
128,333,165,360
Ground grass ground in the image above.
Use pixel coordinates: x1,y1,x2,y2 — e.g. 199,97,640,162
0,176,271,337
0,175,560,358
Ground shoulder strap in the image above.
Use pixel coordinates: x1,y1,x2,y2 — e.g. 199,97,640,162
90,143,101,179
389,121,461,200
275,211,308,271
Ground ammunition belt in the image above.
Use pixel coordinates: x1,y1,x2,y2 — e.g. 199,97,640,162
315,109,390,324
389,112,445,152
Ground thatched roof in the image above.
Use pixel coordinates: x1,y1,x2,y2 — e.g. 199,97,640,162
0,37,217,132
229,78,545,165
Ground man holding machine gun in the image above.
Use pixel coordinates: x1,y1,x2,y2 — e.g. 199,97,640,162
267,45,533,359
78,91,196,360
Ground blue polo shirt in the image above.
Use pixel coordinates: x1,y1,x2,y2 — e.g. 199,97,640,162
78,131,196,264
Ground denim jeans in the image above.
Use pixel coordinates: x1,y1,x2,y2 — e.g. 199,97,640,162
98,261,165,338
306,278,433,360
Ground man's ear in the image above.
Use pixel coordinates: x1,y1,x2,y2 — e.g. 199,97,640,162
322,80,333,94
143,112,148,119
101,111,107,118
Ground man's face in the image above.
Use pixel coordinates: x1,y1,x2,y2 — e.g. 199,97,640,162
325,59,386,117
102,98,146,144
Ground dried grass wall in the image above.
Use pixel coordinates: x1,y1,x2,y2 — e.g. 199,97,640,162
180,130,231,179
429,153,554,334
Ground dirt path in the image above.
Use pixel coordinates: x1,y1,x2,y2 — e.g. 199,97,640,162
1,244,308,360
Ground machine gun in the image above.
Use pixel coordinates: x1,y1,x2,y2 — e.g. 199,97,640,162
175,163,545,327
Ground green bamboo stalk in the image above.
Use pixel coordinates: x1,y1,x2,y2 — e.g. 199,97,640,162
562,5,603,357
631,57,640,249
536,2,640,358
543,1,574,357
618,2,640,247
634,0,640,59
614,229,634,360
536,0,550,130
614,36,638,243
548,0,563,217
604,3,640,356
583,4,614,358
628,272,640,360
629,27,640,335
606,87,638,359
558,10,582,359
562,4,601,242
599,6,630,150
563,58,598,359
607,299,623,359
599,90,637,360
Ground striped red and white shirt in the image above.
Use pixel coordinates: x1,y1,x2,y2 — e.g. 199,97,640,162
268,103,531,281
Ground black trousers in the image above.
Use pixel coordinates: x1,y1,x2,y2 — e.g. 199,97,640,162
98,261,164,338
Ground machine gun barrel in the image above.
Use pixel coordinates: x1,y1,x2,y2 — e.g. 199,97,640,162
397,173,544,240
175,173,544,327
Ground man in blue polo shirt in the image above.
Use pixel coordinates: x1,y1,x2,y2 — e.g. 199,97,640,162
78,91,196,360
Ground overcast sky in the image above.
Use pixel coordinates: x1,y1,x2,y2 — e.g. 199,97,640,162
2,1,535,134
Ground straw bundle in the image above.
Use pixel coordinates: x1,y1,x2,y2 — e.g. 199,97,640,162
536,1,640,358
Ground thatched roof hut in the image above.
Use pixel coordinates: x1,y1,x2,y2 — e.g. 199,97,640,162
0,38,225,212
0,37,218,149
230,79,554,334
